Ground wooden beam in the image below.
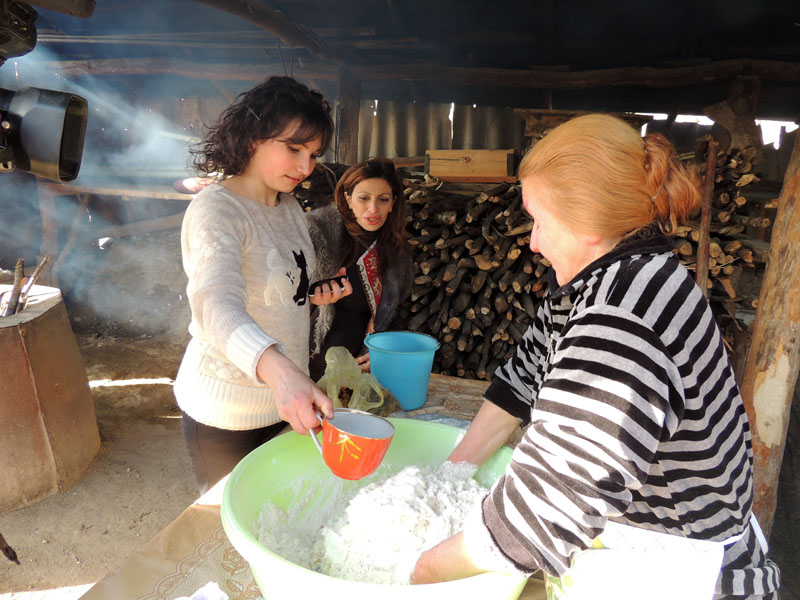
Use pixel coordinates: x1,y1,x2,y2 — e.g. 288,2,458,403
29,0,94,18
38,182,191,202
350,59,800,89
41,58,340,81
41,57,800,89
37,27,375,46
37,33,297,50
336,69,361,166
739,132,800,536
392,156,426,168
94,212,186,239
192,0,330,59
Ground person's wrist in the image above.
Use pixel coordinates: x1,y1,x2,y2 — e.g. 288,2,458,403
256,345,289,386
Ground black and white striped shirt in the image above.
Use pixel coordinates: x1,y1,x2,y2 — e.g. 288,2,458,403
483,235,780,598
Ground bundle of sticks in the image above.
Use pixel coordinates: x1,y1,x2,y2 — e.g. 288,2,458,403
0,255,51,317
397,178,543,381
397,141,772,380
684,140,777,308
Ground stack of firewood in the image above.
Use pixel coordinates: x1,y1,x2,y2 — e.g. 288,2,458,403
681,140,776,308
397,141,773,380
298,150,772,381
397,177,543,380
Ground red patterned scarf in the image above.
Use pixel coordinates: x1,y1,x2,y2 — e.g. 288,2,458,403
356,240,382,333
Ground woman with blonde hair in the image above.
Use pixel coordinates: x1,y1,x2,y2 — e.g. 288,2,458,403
412,114,780,599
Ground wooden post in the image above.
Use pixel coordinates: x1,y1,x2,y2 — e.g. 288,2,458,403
739,133,800,536
36,179,59,287
50,194,91,288
695,139,718,295
336,68,361,166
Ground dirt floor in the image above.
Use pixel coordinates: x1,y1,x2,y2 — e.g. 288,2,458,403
0,330,198,599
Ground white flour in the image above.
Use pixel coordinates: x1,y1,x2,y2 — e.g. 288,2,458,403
254,461,485,585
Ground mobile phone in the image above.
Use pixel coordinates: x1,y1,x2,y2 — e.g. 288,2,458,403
308,275,349,297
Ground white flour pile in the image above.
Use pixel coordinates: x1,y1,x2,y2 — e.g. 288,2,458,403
254,462,487,585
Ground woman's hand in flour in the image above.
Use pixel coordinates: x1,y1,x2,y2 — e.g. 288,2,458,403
436,460,479,481
256,346,333,434
411,532,483,584
447,400,520,466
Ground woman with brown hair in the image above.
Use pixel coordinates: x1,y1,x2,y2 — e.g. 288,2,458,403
411,114,780,598
306,158,413,380
174,77,349,494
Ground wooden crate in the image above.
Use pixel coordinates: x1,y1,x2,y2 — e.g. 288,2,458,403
425,149,517,183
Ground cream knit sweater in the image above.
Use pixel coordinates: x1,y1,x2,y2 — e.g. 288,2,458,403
174,184,317,430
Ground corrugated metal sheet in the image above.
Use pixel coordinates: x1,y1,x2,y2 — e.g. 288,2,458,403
352,99,526,161
452,104,526,150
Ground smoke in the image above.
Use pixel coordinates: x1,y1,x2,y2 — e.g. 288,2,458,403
0,46,199,186
0,46,199,334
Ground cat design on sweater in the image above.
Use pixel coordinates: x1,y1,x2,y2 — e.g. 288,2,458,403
264,248,310,307
291,250,310,305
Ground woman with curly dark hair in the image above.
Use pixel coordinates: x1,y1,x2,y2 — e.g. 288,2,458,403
175,76,351,494
306,158,413,380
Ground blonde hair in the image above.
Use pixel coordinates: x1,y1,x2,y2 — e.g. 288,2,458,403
518,114,700,239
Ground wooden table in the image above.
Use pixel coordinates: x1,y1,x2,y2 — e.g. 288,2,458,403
78,374,544,600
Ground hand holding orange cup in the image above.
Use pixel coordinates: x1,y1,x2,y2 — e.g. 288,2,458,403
311,408,394,480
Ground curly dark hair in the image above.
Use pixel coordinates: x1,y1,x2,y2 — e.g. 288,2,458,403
333,158,408,277
191,76,333,176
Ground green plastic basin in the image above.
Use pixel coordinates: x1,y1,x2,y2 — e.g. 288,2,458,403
221,417,528,600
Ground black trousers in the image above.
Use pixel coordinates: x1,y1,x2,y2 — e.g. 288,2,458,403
180,410,287,495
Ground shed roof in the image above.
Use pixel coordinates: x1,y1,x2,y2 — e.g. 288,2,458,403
20,0,800,121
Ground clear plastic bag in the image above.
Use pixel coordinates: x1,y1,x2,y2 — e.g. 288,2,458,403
315,346,384,412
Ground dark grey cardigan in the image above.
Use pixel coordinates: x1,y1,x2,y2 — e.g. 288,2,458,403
305,204,413,356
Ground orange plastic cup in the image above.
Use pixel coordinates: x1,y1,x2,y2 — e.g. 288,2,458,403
311,408,394,480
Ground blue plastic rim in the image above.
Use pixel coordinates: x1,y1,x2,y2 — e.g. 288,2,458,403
365,330,440,354
365,331,440,410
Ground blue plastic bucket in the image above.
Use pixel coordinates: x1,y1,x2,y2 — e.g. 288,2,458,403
364,331,440,410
